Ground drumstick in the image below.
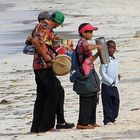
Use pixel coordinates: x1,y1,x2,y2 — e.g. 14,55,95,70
52,60,66,66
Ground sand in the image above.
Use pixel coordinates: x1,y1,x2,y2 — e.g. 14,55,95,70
0,0,140,140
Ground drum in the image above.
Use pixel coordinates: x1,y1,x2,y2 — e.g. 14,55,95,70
56,46,72,58
56,47,67,54
95,37,110,64
53,54,71,76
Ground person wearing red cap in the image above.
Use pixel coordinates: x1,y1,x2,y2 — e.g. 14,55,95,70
75,23,102,129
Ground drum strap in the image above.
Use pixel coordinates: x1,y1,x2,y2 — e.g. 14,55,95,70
45,44,58,56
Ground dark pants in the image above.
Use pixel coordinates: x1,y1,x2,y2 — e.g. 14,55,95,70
56,80,65,124
101,84,120,125
78,94,97,125
30,68,65,132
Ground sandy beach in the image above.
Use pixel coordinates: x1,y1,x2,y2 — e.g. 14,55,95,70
0,0,140,140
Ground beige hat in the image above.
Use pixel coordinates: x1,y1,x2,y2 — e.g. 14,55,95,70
53,54,71,76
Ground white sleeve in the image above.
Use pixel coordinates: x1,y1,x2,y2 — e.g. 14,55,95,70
99,64,114,85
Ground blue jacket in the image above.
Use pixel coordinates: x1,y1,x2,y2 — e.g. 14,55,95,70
99,56,119,87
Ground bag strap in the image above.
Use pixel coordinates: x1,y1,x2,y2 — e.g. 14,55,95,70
92,69,100,93
46,44,58,55
76,40,86,66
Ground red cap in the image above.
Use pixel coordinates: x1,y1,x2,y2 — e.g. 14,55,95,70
79,23,98,34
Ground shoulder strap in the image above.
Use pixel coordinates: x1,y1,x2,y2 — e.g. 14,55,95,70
31,24,39,36
76,40,86,65
45,44,58,55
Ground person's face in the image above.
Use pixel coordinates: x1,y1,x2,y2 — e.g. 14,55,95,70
53,22,61,28
108,43,116,56
51,21,60,28
49,20,61,28
83,30,93,40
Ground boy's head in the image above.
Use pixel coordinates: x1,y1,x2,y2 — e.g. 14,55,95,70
78,23,98,40
38,11,51,22
38,11,65,28
106,40,116,56
49,11,65,28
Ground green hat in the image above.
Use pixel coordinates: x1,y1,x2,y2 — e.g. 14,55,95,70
51,11,65,24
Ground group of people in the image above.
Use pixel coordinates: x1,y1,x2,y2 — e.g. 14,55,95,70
27,10,120,133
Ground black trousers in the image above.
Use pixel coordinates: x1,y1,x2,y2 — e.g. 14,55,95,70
101,84,120,125
56,79,65,124
78,93,97,125
30,68,65,132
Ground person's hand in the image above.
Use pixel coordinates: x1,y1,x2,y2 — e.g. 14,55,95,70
118,74,121,80
54,34,61,40
97,45,103,51
111,81,115,86
43,55,53,63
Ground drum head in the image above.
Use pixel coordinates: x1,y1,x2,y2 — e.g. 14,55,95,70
53,54,71,76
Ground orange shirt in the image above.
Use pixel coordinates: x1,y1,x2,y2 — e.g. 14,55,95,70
32,21,55,70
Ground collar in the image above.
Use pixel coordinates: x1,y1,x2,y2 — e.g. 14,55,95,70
110,56,115,59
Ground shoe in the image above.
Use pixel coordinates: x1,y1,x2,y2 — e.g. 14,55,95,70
56,122,75,129
92,124,101,127
105,122,113,125
113,121,117,124
76,124,95,129
112,120,116,124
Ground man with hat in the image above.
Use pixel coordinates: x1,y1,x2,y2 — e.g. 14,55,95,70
30,11,74,133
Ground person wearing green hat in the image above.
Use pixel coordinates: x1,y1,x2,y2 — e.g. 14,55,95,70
24,11,65,54
51,11,65,25
30,11,74,133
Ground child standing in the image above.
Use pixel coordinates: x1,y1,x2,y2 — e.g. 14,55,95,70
75,23,102,129
99,40,120,125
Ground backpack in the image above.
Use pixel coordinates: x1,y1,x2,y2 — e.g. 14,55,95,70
69,48,80,82
23,25,37,55
23,44,34,55
69,40,85,82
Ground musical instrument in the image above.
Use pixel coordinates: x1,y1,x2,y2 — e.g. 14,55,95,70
95,37,110,64
56,47,67,54
53,54,71,76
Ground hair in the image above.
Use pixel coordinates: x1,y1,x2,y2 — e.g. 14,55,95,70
78,23,89,37
106,40,116,47
38,11,49,22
